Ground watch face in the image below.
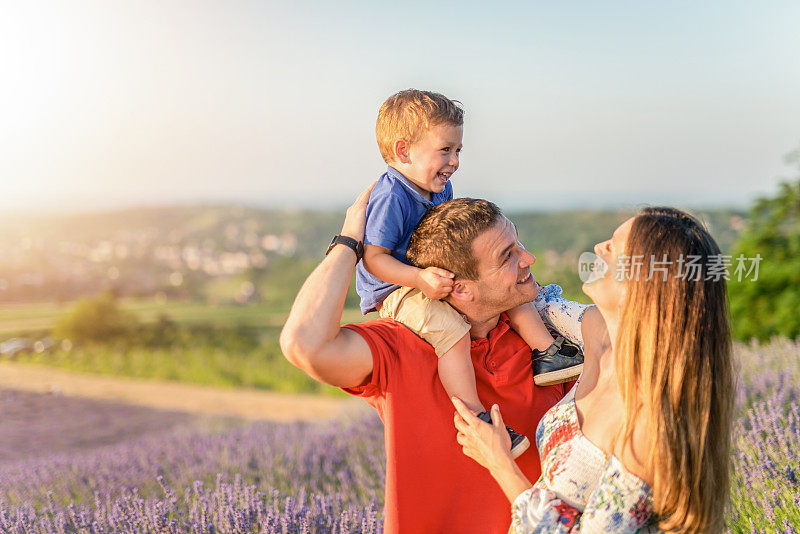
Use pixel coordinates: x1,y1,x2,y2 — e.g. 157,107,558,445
326,237,338,256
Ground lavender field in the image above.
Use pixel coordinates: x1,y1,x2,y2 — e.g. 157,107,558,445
0,340,798,533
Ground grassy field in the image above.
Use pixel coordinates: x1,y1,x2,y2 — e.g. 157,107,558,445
0,284,580,396
12,338,342,394
0,298,367,396
0,299,365,337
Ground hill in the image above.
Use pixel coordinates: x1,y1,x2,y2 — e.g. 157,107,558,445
0,205,746,305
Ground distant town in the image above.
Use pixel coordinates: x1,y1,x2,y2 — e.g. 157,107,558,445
0,205,746,304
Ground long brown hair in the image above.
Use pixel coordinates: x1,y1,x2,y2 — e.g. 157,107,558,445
616,207,734,533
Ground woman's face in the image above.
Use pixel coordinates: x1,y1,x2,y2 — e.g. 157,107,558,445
582,217,636,315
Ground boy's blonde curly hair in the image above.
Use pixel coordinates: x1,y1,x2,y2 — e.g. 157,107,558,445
376,89,464,164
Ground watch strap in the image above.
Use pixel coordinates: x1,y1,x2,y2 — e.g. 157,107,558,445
326,235,364,260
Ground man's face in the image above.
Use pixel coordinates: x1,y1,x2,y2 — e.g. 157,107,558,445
468,217,539,313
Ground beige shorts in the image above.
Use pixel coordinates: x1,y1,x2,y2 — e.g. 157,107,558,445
379,287,471,357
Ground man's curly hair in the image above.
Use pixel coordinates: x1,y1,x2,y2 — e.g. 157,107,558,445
406,198,502,281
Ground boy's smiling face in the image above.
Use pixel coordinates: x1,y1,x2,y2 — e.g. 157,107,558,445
398,123,463,199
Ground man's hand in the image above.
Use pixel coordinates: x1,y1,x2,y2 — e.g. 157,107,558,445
416,266,455,300
340,181,376,242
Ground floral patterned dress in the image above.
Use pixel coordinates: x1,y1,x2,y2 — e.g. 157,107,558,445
513,285,658,533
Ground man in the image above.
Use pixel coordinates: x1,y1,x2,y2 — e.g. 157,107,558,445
280,185,588,533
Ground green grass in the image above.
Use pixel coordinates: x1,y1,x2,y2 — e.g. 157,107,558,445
0,299,366,337
0,302,74,335
14,338,348,396
0,298,369,396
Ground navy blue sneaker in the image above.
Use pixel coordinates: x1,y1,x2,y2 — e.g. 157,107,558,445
477,411,530,459
532,335,584,386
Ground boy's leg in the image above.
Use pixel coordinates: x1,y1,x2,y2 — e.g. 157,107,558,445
506,302,555,351
508,302,583,386
381,287,531,458
382,289,484,411
382,289,479,408
437,334,529,458
437,334,484,414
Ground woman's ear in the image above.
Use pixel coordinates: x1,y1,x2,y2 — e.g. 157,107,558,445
393,139,411,164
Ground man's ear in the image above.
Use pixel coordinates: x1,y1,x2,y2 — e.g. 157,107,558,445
393,139,411,164
449,279,474,304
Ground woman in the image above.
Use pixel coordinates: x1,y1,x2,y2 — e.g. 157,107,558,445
453,207,735,533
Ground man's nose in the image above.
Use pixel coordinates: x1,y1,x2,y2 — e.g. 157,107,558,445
449,153,459,167
520,248,536,267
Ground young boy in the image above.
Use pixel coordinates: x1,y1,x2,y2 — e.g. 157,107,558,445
355,89,583,458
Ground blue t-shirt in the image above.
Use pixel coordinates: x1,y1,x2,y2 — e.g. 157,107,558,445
356,166,453,314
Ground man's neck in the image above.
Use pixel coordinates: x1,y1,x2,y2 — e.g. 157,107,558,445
468,314,501,340
451,302,501,339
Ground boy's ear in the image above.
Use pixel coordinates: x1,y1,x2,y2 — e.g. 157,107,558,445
393,139,411,164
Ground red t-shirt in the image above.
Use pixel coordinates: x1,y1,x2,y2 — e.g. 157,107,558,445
342,314,568,534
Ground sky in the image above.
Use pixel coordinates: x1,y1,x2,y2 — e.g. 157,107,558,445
2,0,799,214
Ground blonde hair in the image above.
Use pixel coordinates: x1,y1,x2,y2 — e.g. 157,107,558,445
376,89,464,164
616,207,734,533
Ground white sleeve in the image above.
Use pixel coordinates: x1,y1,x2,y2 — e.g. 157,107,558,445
511,487,576,534
509,463,657,533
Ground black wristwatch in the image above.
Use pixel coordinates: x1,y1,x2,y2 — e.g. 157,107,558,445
326,235,364,261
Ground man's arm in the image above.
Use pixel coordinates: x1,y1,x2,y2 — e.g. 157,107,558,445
279,184,375,388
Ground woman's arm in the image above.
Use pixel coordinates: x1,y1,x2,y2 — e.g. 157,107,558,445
510,458,656,534
453,398,654,533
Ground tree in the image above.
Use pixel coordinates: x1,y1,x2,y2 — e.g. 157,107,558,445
54,292,138,343
729,148,800,341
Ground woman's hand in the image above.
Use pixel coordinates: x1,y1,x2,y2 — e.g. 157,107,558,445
340,181,376,242
452,397,514,475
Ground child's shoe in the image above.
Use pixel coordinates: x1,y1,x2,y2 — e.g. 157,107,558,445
532,335,584,386
477,411,530,459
